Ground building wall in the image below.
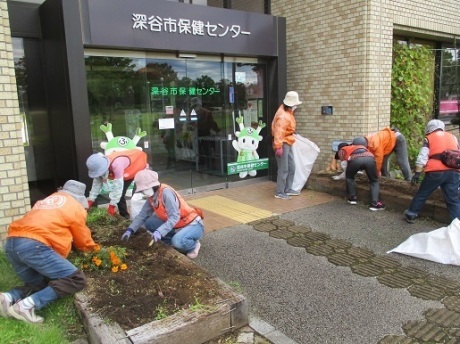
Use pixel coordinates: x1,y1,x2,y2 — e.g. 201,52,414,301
0,0,31,246
271,0,460,171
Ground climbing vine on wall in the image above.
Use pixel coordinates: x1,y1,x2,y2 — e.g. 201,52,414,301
391,42,434,166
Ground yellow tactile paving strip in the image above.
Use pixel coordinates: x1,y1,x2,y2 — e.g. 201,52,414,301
188,195,274,223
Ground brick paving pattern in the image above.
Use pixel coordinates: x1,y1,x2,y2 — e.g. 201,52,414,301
250,216,460,344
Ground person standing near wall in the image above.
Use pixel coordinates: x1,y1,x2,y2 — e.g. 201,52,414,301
337,137,386,211
0,180,100,324
365,127,412,181
404,119,460,223
271,91,302,200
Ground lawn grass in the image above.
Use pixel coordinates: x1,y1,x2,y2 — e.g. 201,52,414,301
0,250,87,343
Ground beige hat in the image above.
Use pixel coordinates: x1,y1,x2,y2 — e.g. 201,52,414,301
283,91,302,107
134,170,160,192
61,180,88,209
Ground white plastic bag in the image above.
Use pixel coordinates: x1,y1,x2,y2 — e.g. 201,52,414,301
291,134,320,192
130,192,147,221
387,218,460,266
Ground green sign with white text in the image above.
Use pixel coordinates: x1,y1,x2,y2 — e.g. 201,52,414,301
227,158,268,175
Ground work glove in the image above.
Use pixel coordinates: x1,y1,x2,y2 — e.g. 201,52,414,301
87,200,94,209
411,172,421,185
332,172,345,181
121,228,134,241
275,147,283,157
108,204,117,216
151,231,162,243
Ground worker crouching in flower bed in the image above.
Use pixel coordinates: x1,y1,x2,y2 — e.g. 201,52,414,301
0,180,100,324
121,170,204,259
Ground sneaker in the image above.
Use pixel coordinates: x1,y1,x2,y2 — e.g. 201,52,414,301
347,196,357,205
286,190,300,196
369,202,386,211
404,210,416,224
7,303,44,324
187,241,201,260
274,193,291,200
0,293,12,318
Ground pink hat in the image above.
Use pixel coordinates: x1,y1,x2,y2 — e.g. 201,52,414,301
134,170,160,191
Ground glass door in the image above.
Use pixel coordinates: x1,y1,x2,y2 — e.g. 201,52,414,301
85,51,269,194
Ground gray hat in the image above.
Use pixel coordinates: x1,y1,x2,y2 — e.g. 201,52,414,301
352,136,368,148
61,180,88,209
86,153,110,178
425,119,445,134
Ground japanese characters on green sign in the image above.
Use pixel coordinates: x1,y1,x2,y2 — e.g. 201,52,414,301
150,86,220,96
227,158,269,175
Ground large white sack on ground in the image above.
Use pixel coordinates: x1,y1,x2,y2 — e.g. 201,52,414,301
291,133,320,192
387,218,460,266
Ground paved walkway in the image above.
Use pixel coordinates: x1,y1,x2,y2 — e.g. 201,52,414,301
186,179,460,344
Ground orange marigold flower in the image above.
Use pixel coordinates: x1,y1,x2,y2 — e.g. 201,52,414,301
111,266,119,273
120,264,128,270
111,257,121,265
94,258,102,267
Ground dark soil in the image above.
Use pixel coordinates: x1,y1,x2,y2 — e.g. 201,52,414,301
315,172,446,203
76,214,221,331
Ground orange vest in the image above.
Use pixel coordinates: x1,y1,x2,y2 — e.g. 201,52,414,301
148,184,200,229
365,128,397,173
426,131,459,172
7,192,98,258
108,150,147,180
271,104,296,149
338,145,370,161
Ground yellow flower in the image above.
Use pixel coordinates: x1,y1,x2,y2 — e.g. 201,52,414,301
120,264,127,270
111,266,119,273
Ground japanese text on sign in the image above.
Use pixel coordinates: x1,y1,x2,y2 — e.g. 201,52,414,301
227,158,269,175
132,14,251,38
151,86,220,96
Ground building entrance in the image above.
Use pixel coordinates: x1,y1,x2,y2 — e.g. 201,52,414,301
85,51,270,193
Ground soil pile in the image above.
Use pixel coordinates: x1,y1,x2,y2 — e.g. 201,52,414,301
72,213,221,330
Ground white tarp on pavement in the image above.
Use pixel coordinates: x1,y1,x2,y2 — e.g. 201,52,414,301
387,218,460,266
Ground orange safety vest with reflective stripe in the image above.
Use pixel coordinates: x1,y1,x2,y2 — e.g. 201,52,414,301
426,131,459,172
148,184,200,229
108,150,147,180
338,145,371,161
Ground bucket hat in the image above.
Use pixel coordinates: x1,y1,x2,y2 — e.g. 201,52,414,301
283,91,302,107
61,180,88,209
86,153,110,178
425,119,445,134
134,170,160,192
